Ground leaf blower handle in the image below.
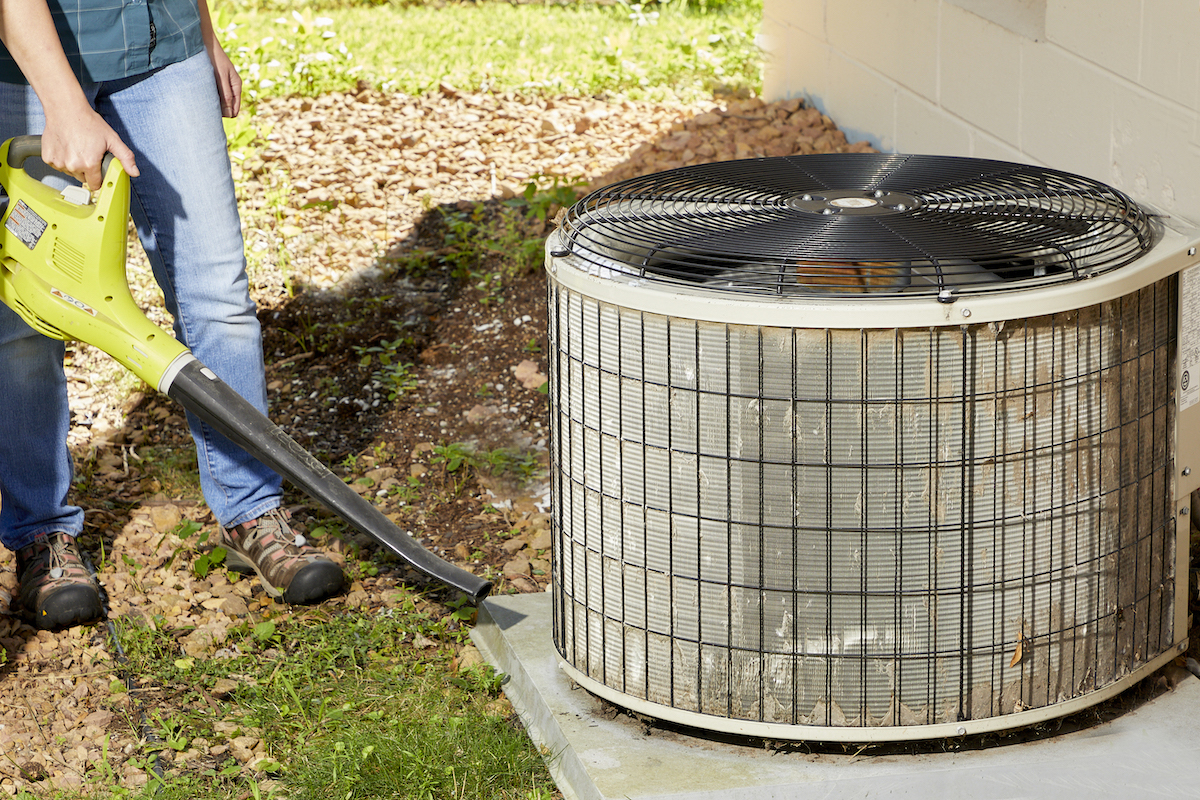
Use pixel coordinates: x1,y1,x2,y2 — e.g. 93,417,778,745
5,135,42,168
5,134,118,187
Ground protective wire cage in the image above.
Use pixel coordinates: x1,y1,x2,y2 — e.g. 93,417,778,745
549,282,1178,737
547,155,1183,741
554,154,1157,299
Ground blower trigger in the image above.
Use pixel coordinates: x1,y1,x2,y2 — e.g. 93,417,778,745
59,185,92,206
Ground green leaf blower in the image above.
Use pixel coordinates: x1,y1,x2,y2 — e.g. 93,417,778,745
0,135,491,602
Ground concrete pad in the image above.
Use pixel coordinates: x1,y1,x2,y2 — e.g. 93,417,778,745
473,592,1200,800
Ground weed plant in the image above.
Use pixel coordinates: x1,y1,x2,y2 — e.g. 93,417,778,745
433,442,541,485
437,204,539,297
353,337,419,400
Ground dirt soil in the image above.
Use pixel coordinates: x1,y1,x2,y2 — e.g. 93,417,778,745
2,84,1198,795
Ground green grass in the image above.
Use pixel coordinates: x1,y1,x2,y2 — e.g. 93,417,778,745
58,599,554,800
214,0,762,104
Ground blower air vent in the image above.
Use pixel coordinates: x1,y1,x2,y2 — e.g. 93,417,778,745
546,154,1196,742
52,239,86,283
11,296,66,340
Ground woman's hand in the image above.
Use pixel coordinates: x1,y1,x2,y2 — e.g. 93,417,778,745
41,101,138,190
207,40,242,118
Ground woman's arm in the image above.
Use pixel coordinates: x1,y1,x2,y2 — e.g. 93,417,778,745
0,0,138,189
197,0,242,118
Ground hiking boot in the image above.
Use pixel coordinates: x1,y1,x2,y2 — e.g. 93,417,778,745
220,508,344,604
15,532,104,630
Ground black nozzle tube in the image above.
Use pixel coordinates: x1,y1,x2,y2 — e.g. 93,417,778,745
165,358,492,602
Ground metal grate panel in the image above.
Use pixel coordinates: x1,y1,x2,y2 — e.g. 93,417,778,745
548,275,1179,736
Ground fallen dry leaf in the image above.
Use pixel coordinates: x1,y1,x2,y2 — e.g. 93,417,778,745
511,359,547,390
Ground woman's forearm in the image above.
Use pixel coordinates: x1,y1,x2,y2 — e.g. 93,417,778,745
0,0,93,125
0,0,137,187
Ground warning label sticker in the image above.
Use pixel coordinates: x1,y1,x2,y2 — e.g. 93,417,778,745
1182,263,1200,411
4,199,47,250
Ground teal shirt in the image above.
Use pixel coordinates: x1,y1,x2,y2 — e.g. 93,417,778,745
0,0,206,84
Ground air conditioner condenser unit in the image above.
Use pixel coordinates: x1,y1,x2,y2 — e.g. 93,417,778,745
544,154,1200,742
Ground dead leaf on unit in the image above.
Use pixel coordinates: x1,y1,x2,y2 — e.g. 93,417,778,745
1009,635,1028,667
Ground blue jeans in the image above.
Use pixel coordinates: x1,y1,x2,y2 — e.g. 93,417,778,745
0,52,282,551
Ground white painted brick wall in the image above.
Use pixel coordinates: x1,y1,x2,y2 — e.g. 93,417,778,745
895,92,971,156
1045,0,1141,79
1018,44,1114,173
826,0,940,100
826,52,897,149
1140,0,1200,107
761,0,1200,223
760,13,827,106
762,0,825,37
939,5,1022,144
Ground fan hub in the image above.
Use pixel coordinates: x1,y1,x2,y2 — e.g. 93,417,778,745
786,189,921,215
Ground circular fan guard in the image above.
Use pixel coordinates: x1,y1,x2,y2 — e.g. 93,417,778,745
556,154,1157,298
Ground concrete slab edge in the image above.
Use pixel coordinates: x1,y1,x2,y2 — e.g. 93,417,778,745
472,595,598,800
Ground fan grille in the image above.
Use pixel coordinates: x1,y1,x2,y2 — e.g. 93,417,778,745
558,154,1156,298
